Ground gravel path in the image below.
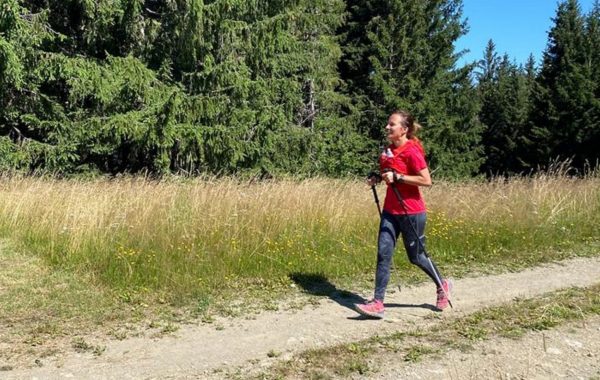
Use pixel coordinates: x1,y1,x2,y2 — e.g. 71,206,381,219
4,256,600,380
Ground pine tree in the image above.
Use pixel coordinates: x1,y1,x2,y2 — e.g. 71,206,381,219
532,0,599,171
581,0,600,168
0,0,57,170
150,0,369,176
476,42,533,175
1,0,370,176
516,54,541,172
341,0,483,178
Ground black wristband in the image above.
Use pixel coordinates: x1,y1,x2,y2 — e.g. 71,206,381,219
394,172,404,183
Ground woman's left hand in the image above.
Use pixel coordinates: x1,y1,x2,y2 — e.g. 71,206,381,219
382,171,395,184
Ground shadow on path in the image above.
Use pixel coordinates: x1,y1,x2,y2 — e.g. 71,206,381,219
289,272,365,312
385,302,439,312
289,272,440,316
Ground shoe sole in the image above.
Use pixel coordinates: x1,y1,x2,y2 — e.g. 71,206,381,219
353,304,384,319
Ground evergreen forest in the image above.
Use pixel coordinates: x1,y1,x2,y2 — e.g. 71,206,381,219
1,0,599,178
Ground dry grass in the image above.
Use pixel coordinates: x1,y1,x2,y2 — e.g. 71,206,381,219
0,176,376,301
429,174,599,224
0,172,598,307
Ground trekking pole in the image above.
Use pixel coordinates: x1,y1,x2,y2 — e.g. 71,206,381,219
371,185,381,215
383,169,452,308
367,172,401,292
368,172,382,215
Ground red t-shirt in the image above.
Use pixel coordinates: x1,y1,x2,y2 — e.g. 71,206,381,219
379,139,427,215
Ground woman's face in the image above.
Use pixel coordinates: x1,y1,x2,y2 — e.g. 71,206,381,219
385,113,407,142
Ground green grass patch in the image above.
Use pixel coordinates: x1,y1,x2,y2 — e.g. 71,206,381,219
0,240,181,362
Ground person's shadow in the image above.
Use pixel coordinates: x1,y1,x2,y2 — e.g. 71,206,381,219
288,272,438,319
288,272,365,311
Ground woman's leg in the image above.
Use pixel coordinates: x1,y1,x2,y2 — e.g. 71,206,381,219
374,211,400,301
399,213,443,288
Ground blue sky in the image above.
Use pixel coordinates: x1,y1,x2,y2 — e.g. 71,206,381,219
455,0,597,67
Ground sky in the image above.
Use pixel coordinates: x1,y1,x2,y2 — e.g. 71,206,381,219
455,0,597,67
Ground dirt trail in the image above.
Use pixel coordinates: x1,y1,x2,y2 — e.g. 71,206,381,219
4,256,600,380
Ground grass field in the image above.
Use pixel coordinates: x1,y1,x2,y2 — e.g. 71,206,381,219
0,171,598,323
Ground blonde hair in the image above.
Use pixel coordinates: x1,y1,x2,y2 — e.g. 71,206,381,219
391,109,422,140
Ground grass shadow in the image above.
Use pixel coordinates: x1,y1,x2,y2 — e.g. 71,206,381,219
288,272,366,311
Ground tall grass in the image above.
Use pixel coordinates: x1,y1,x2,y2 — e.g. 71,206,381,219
0,171,598,304
427,172,600,269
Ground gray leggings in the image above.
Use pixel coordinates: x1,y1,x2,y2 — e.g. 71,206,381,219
374,211,443,301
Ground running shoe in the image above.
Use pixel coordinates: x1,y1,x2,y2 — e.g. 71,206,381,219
354,299,385,319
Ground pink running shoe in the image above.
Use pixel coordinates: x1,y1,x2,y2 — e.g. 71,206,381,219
354,299,385,319
436,279,453,310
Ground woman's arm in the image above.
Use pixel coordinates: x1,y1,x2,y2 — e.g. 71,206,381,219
402,167,432,187
382,167,432,187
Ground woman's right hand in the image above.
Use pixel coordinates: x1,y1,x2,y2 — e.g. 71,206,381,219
366,172,381,186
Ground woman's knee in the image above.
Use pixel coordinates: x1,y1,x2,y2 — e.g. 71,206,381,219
405,242,425,265
407,251,423,266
